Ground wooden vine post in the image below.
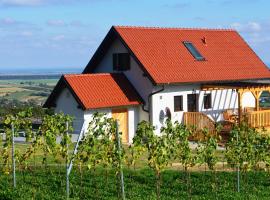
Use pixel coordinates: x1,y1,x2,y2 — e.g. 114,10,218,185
11,123,16,188
66,121,70,199
237,90,243,124
116,120,126,200
236,130,240,192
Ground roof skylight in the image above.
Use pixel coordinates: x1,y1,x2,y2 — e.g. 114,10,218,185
183,41,205,61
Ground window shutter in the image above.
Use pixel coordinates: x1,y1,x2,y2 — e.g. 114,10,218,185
119,53,130,70
113,53,130,71
113,53,118,70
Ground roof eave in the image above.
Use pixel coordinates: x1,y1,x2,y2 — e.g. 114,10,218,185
84,103,142,110
154,77,270,86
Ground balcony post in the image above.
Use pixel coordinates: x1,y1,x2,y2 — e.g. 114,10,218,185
251,90,261,111
237,90,243,124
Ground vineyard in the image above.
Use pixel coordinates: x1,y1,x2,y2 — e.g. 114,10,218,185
1,110,270,199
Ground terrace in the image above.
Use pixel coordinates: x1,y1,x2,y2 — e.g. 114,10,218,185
183,82,270,139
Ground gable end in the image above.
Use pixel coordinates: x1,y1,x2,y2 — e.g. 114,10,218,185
82,26,157,85
43,76,86,110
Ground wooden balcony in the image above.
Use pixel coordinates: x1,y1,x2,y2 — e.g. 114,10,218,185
184,110,270,138
245,110,270,128
183,112,216,140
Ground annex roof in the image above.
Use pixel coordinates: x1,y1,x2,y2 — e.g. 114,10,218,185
83,26,270,85
44,73,143,110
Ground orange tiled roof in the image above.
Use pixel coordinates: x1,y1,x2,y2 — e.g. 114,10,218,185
45,73,142,110
113,26,270,84
65,73,142,109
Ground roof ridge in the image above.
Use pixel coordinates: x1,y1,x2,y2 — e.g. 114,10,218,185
114,25,236,32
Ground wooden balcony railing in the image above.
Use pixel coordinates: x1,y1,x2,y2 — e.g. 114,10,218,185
245,110,270,128
183,112,216,136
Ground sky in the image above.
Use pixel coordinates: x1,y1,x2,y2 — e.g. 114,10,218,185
0,0,269,72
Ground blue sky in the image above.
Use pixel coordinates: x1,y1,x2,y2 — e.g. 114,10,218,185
0,0,269,71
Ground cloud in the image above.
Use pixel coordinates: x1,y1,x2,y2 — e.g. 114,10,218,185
229,20,270,52
47,19,66,27
0,17,17,25
0,17,42,33
20,30,33,36
51,34,65,41
193,17,206,22
0,0,113,7
163,2,189,9
230,21,262,33
70,20,85,27
0,0,42,6
46,19,89,28
221,0,261,5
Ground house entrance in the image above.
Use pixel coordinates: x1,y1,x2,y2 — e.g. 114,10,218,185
112,108,128,143
187,94,198,112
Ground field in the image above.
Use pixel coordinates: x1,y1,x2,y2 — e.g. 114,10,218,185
0,76,59,105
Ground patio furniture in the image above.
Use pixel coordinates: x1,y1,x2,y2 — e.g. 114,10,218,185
223,109,237,123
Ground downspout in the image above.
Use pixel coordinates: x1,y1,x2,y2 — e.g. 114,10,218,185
142,85,165,121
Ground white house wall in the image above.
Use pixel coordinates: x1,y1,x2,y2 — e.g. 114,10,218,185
138,106,149,122
54,88,142,142
198,89,238,121
83,106,140,143
151,84,200,134
84,109,112,125
93,38,153,113
54,88,84,134
128,107,139,143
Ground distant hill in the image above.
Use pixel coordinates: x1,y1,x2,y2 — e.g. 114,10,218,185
0,74,60,80
0,64,269,75
0,67,83,75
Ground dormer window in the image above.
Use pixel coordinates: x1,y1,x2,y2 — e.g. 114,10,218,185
183,41,205,61
113,53,130,71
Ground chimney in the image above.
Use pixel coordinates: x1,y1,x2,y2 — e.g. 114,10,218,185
202,37,207,45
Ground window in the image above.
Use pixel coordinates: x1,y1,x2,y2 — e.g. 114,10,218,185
174,96,183,112
183,41,205,61
113,53,130,71
203,93,212,109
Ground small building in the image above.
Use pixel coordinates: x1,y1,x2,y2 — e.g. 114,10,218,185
45,26,270,143
44,73,143,143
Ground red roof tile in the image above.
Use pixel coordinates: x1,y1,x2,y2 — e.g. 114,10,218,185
113,26,270,84
45,73,142,110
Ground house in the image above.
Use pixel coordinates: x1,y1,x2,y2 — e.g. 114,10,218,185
44,26,270,143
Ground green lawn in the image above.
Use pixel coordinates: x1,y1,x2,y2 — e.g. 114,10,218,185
0,143,269,199
0,167,270,199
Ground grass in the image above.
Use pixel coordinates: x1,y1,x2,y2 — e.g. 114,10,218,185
0,167,270,199
0,143,269,199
